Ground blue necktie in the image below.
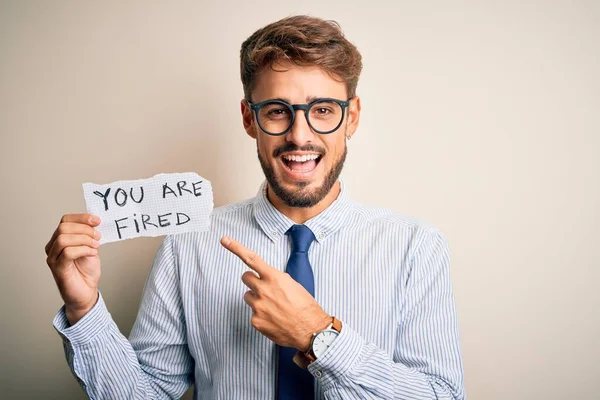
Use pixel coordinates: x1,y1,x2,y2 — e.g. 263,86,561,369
276,224,316,400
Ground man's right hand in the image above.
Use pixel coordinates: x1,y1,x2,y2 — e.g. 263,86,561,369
45,214,102,325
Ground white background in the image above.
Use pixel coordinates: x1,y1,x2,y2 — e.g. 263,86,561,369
1,1,598,399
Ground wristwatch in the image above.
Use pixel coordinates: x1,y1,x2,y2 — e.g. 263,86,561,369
293,316,342,368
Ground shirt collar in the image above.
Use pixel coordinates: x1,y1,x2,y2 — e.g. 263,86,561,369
252,180,352,244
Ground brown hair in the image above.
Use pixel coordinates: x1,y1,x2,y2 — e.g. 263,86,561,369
240,15,363,101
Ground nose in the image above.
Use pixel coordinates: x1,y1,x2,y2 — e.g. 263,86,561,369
285,109,315,146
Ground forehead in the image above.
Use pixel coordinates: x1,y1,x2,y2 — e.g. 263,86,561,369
252,61,347,103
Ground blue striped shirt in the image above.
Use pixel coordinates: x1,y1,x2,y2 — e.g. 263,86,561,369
54,181,465,399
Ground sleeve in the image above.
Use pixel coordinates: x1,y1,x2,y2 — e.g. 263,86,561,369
307,229,466,399
53,235,194,399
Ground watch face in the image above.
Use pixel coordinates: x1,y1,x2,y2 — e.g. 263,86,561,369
312,330,339,359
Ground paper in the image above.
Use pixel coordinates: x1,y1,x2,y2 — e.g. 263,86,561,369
83,172,213,244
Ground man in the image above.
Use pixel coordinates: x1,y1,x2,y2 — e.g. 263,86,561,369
46,15,465,399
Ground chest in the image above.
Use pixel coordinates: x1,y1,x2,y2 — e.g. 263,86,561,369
183,234,405,357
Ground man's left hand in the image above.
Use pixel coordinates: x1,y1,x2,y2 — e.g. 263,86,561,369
221,236,331,351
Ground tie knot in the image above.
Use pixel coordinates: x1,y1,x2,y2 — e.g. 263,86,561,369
286,224,315,253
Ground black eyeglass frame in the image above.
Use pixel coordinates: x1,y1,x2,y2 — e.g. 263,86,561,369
248,97,352,136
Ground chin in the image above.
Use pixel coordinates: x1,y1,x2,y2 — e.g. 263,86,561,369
257,144,347,209
267,168,336,208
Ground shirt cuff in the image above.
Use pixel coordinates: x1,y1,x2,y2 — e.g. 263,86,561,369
307,322,366,390
53,292,112,347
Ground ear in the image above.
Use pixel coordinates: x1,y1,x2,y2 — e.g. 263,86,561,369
241,99,257,139
345,96,361,139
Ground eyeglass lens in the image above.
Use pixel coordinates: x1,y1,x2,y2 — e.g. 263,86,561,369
257,100,343,135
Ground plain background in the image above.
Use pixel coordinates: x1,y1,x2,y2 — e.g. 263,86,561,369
1,1,598,399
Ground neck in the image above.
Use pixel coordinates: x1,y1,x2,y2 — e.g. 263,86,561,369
266,181,341,224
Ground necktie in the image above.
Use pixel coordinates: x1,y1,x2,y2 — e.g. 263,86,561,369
276,224,316,400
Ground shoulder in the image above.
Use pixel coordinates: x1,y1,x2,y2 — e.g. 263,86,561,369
210,197,255,224
169,197,256,249
350,200,438,232
349,200,448,249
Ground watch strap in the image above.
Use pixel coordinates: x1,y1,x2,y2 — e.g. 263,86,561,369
331,316,342,333
293,316,342,368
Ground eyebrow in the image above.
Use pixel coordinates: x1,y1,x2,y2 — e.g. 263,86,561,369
269,96,327,104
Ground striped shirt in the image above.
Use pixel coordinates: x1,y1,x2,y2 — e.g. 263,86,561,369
54,181,466,399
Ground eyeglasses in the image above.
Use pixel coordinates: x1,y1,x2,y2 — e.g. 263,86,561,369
248,97,352,136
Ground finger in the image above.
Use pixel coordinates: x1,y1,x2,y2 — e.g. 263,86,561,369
243,289,258,307
60,213,101,226
48,234,100,264
46,214,101,254
54,245,98,267
241,270,261,291
220,236,272,278
46,222,101,255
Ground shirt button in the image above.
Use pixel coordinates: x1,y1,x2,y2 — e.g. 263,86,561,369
314,370,323,378
272,231,279,236
317,232,325,239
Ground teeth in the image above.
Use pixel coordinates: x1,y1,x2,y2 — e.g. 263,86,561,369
282,154,320,162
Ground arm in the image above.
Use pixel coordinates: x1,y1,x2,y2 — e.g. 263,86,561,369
53,235,193,399
306,229,465,399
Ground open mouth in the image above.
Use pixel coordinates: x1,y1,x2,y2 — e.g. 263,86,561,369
280,153,323,174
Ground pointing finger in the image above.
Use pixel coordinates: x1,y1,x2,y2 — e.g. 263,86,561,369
221,236,273,278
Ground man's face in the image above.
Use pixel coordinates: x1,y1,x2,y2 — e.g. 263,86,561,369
242,62,360,208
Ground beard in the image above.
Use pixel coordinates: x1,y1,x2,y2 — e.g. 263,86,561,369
257,140,347,208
